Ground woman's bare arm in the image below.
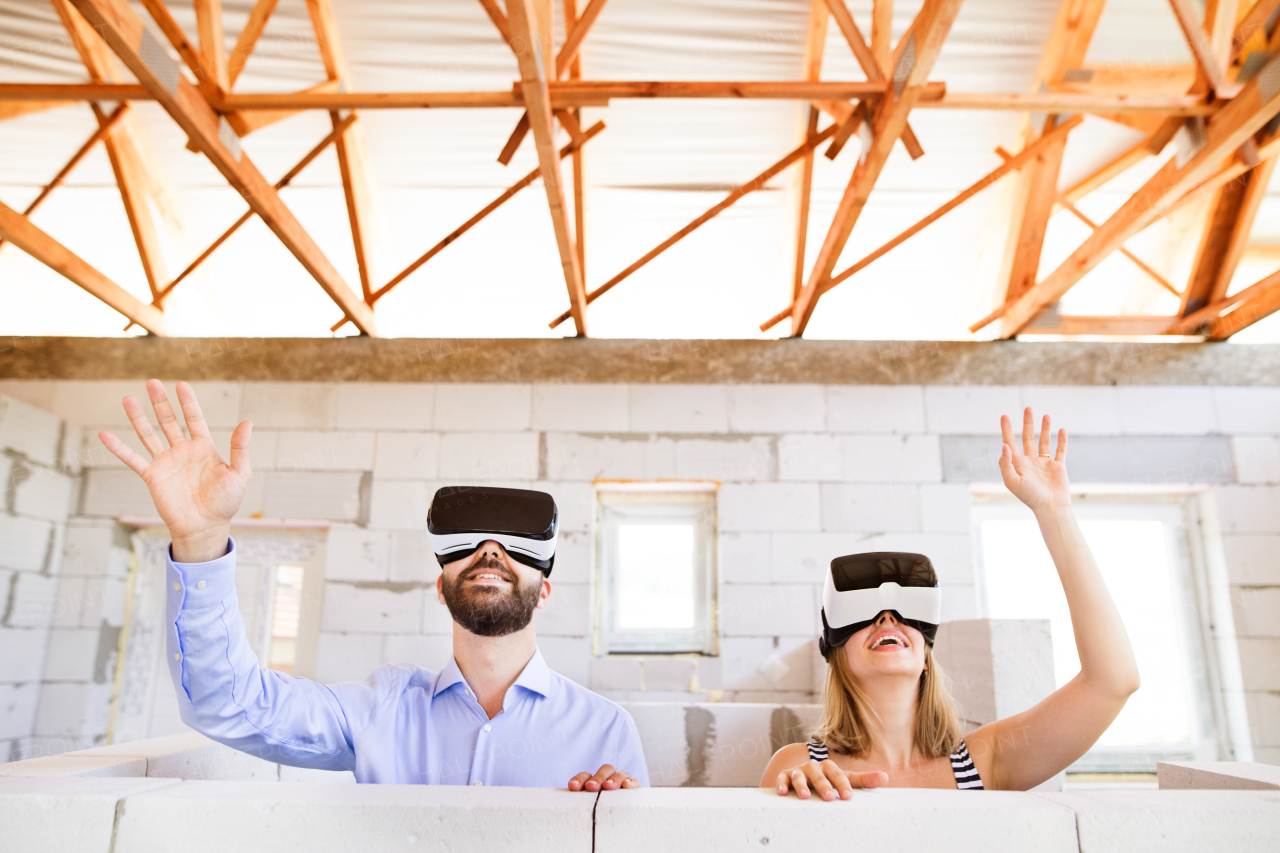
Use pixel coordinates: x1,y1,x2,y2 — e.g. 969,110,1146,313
967,408,1140,791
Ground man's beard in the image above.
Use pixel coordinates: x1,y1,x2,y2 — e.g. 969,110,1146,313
440,555,542,637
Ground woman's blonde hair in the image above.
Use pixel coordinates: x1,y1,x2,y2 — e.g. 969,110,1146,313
813,643,962,758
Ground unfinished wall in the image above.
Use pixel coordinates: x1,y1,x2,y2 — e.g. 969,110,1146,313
0,339,1276,765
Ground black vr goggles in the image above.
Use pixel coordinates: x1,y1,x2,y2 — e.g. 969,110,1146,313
819,552,942,659
426,487,559,576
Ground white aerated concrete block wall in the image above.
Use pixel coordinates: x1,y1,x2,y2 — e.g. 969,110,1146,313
1,381,1278,765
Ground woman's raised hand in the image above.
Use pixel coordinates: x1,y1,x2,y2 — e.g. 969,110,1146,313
998,407,1070,514
775,760,888,800
98,380,251,562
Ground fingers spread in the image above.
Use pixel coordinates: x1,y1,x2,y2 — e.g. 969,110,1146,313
175,381,212,440
99,430,147,476
147,379,186,447
1055,428,1068,463
1038,414,1052,456
1021,407,1035,456
999,414,1016,452
123,394,165,458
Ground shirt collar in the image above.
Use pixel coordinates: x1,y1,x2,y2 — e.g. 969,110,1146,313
432,647,551,699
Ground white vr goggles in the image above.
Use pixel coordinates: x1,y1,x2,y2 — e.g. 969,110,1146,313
820,552,942,656
426,487,559,576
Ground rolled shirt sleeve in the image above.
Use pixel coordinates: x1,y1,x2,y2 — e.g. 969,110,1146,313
167,537,381,771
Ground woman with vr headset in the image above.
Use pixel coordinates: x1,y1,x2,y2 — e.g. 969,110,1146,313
762,409,1141,796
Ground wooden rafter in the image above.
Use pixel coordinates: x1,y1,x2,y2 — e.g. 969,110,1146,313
1167,0,1234,97
789,0,966,336
194,0,231,92
972,53,1280,338
1236,0,1280,50
1169,267,1280,337
507,0,589,334
564,0,588,282
872,0,894,73
549,121,842,330
136,0,205,84
0,200,166,335
996,0,1106,311
229,0,282,85
69,0,375,334
793,0,829,300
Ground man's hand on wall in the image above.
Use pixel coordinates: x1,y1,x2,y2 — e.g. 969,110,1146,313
567,764,640,791
99,379,251,563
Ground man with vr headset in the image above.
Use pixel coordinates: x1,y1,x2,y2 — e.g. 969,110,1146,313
98,380,648,789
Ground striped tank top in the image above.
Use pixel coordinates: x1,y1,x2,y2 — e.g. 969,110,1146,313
806,739,984,790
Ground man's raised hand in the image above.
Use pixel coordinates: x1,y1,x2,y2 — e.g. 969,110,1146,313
98,380,251,563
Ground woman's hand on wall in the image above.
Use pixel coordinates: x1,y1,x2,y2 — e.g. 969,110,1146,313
998,407,1070,514
773,759,888,800
98,379,251,563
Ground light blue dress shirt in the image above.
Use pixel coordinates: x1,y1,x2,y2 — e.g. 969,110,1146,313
165,538,649,786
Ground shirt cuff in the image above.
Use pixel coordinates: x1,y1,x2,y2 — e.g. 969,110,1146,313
168,536,237,611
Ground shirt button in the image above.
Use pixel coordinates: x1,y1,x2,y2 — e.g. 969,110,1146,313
474,781,483,786
173,582,181,591
197,581,207,589
174,652,182,661
483,724,491,732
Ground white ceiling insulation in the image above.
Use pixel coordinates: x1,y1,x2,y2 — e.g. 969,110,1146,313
0,0,1277,341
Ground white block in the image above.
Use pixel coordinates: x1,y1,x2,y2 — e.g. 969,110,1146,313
33,682,111,740
383,634,453,670
0,683,40,740
324,527,390,582
422,589,455,634
777,435,841,482
532,384,629,431
1020,386,1122,435
719,584,816,637
335,383,433,430
13,466,74,521
373,432,440,479
321,583,423,634
727,385,825,433
112,781,595,853
79,468,156,517
921,484,972,533
0,628,49,682
314,632,386,683
768,532,873,585
1216,387,1280,434
6,572,58,629
718,483,820,532
720,533,772,583
923,386,1022,435
261,471,365,521
1035,790,1280,853
537,481,594,532
275,431,375,472
543,433,674,481
439,432,541,480
842,434,942,482
434,384,532,430
1216,486,1280,533
0,776,179,853
1233,587,1280,637
60,523,130,580
535,582,591,637
60,422,83,474
43,380,145,427
239,383,337,429
538,636,590,686
278,766,356,783
1244,691,1280,745
1237,638,1280,690
1234,436,1280,483
0,380,55,411
719,636,819,694
41,628,101,683
389,530,433,582
820,483,922,532
833,532,973,585
589,656,643,691
628,385,729,433
1222,535,1280,585
1157,761,1280,790
827,386,926,434
550,529,591,584
1117,387,1219,435
675,437,775,481
933,619,1055,727
596,787,1078,852
0,514,53,572
368,480,434,530
0,394,62,465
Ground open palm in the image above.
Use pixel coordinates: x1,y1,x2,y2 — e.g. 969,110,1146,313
998,408,1070,513
99,380,252,557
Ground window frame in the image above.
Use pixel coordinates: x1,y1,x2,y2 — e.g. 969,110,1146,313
593,488,718,656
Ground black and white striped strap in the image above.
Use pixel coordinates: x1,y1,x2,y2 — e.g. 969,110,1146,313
949,741,984,790
807,740,829,762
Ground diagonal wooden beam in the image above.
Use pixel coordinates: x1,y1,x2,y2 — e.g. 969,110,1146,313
136,0,205,84
872,0,894,73
1235,0,1280,51
824,0,923,158
229,0,281,86
973,53,1280,338
793,0,829,299
564,0,588,282
507,0,589,334
550,121,841,330
761,115,1084,332
1169,266,1280,337
194,0,231,92
1180,153,1277,314
232,79,341,136
556,0,608,78
69,0,375,334
0,200,166,335
1168,0,1233,97
789,0,966,336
